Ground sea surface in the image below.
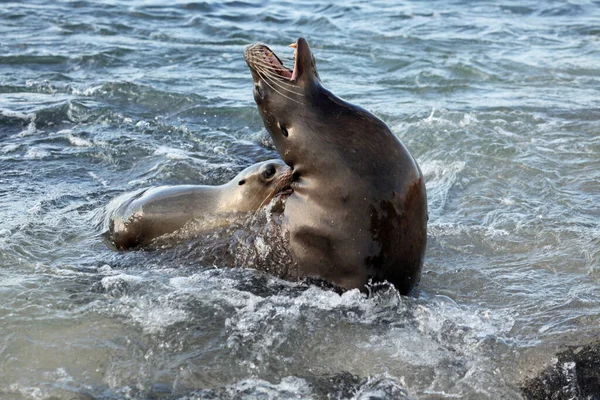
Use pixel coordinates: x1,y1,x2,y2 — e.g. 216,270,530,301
1,1,599,399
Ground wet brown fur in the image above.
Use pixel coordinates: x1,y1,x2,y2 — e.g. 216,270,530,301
245,38,428,294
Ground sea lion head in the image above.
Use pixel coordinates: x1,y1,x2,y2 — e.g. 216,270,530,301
228,159,293,212
244,38,322,169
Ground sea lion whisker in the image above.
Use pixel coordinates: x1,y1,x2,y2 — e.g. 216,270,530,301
253,64,299,86
244,168,279,214
248,47,295,81
254,172,292,212
256,69,300,93
252,62,296,84
255,67,304,105
247,53,293,80
255,65,305,97
255,193,274,212
250,183,276,216
254,67,290,97
253,58,293,73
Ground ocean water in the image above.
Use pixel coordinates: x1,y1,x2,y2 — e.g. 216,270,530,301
1,0,599,399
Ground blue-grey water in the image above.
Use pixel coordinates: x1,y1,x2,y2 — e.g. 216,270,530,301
1,1,599,399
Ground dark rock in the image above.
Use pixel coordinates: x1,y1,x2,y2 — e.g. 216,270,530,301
521,340,600,400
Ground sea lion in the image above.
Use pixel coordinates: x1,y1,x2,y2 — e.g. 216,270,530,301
244,38,427,294
107,159,292,250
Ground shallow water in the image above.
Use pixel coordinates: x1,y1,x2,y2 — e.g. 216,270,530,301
1,0,599,398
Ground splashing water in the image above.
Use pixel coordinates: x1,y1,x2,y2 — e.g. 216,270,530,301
1,0,599,398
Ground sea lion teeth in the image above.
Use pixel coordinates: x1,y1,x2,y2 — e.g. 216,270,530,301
288,43,298,62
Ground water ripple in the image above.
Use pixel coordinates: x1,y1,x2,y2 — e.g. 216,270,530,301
0,0,599,398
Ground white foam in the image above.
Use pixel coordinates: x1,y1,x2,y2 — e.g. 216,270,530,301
88,171,109,188
66,133,92,147
0,143,19,154
253,236,269,258
43,367,73,383
459,112,478,127
7,383,43,400
213,145,227,154
80,85,103,96
420,159,466,216
96,273,192,334
100,273,144,292
127,299,189,335
18,122,40,137
0,108,34,122
420,159,466,187
97,264,115,274
230,376,311,397
23,147,50,159
352,374,410,400
429,222,509,238
153,145,189,160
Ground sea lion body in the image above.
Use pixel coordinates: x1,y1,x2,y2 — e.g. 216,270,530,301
245,38,427,294
108,159,292,249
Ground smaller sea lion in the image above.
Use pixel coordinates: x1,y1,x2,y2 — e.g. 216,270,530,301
107,159,292,250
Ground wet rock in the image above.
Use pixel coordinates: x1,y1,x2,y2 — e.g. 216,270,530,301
521,340,600,400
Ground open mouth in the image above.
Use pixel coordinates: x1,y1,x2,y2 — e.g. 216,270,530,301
273,169,294,197
275,187,293,197
245,41,299,81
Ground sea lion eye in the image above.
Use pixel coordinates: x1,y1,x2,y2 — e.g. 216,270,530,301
262,165,276,179
279,123,289,137
238,179,246,185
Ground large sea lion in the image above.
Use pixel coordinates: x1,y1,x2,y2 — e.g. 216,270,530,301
107,159,292,250
244,38,427,294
